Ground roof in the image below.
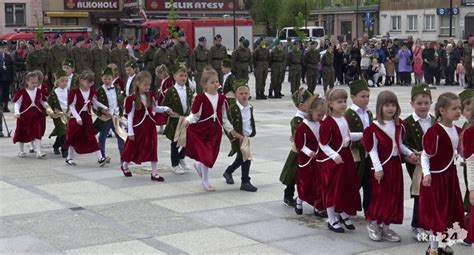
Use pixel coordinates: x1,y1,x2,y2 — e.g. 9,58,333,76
310,5,379,15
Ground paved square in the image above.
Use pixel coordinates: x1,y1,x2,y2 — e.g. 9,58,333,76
1,76,473,254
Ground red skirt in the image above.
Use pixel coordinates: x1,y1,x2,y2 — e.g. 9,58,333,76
155,113,168,126
186,119,222,168
320,147,361,215
64,112,100,154
468,204,474,243
121,116,158,164
365,157,404,225
13,108,45,143
297,161,324,210
419,165,466,233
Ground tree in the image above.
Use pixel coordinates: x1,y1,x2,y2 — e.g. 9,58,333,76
294,12,307,41
167,0,179,39
251,0,281,35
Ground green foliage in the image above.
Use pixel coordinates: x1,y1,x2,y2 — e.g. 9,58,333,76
251,0,281,35
294,12,306,41
167,0,179,39
33,11,44,42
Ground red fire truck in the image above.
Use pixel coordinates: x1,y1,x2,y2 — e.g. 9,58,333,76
124,18,254,52
0,27,89,42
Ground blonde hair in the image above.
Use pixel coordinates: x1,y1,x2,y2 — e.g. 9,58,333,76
435,92,459,122
200,68,218,92
133,71,152,109
325,89,347,115
375,90,401,125
24,71,39,83
155,64,169,76
33,70,44,81
307,95,326,121
461,97,473,112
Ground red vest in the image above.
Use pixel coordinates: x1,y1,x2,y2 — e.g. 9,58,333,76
68,89,95,115
423,123,462,173
13,88,45,113
318,116,347,161
295,120,320,167
363,120,405,168
124,93,156,127
463,126,474,159
192,93,227,124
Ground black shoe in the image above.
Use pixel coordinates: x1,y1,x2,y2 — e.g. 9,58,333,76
268,91,275,98
295,198,303,215
240,182,257,192
53,147,60,155
314,210,328,218
61,149,68,158
338,215,355,230
283,197,296,207
274,93,282,98
438,246,453,255
0,132,4,138
223,171,234,184
98,157,107,167
261,94,267,99
328,221,345,233
29,149,35,153
3,107,10,112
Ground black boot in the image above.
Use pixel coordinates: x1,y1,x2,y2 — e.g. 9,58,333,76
268,90,274,98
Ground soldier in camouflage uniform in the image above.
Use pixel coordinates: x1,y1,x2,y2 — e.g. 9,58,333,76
132,42,145,70
208,34,227,83
322,46,335,93
65,38,74,60
232,37,252,81
49,34,67,82
304,41,320,94
91,35,110,86
269,40,285,98
153,39,173,89
171,31,194,79
286,40,303,94
26,40,47,74
71,36,91,74
193,37,210,93
144,39,158,85
253,39,270,99
109,38,128,81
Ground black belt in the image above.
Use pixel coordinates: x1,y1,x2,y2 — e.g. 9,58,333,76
213,58,224,60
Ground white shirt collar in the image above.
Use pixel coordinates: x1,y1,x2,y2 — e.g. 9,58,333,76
412,112,431,122
128,74,136,80
236,100,251,110
68,74,73,79
350,103,367,113
295,110,307,119
174,83,186,90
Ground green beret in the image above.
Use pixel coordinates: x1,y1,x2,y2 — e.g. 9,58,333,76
62,58,75,68
349,79,369,96
125,61,138,69
101,67,114,76
172,62,187,74
411,84,431,100
55,69,68,79
459,89,474,104
222,58,232,68
292,87,312,107
233,79,249,91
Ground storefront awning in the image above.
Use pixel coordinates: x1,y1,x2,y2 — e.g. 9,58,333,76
45,12,89,18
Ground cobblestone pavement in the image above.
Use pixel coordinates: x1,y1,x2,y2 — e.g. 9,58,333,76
0,76,472,254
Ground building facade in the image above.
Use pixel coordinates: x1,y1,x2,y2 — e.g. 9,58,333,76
143,0,248,19
379,0,473,41
0,0,43,34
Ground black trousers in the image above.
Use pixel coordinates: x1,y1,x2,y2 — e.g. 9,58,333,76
423,66,434,84
53,135,66,150
225,150,251,183
411,196,420,228
358,160,372,212
284,183,295,200
170,142,186,167
445,66,455,85
0,81,10,106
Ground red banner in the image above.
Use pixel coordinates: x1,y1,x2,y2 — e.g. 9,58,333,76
64,0,119,10
145,0,239,10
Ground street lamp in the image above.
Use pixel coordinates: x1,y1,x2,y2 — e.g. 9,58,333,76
449,0,453,37
305,0,307,29
356,0,359,39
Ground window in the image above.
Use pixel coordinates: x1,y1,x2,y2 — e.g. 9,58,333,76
407,15,418,31
5,3,26,26
391,16,401,31
439,15,457,36
60,18,78,26
424,15,435,31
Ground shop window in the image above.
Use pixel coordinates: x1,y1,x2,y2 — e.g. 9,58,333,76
391,16,401,31
407,15,418,31
61,18,78,26
424,15,435,31
439,15,457,36
5,3,25,26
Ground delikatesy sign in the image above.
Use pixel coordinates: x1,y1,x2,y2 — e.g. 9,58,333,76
145,0,239,10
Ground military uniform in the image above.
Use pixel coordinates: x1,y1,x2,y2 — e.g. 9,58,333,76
304,47,320,94
26,47,47,73
91,45,110,85
279,88,312,205
72,44,91,74
109,44,128,81
171,42,193,73
232,44,252,81
253,45,270,98
144,45,158,85
269,45,285,98
133,49,145,70
322,51,335,93
152,46,173,89
287,46,303,94
193,42,210,93
209,43,227,83
463,43,474,88
49,43,67,78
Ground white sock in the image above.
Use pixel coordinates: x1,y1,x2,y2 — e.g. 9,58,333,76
19,143,24,153
340,212,353,225
201,163,210,187
67,147,75,160
151,161,158,176
34,139,42,154
30,141,34,150
327,207,338,225
296,197,303,209
95,150,103,160
371,220,377,225
122,161,129,169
